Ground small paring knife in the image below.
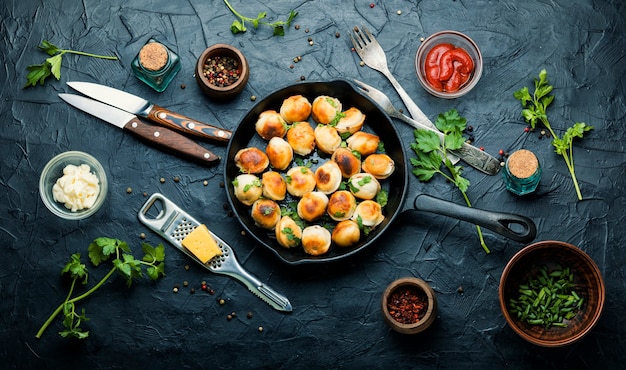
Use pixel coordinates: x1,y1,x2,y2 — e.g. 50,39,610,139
59,93,220,166
67,81,232,143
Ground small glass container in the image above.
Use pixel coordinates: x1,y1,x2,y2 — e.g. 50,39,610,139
503,149,541,196
131,39,181,92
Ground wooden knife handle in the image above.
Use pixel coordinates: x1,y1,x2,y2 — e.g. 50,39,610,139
147,104,232,143
124,117,220,166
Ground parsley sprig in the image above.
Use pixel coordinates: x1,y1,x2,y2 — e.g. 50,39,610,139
36,237,165,340
24,40,118,88
514,69,593,200
410,109,489,253
223,0,298,36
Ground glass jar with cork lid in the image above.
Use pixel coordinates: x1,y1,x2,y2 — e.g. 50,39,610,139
131,39,181,92
503,149,542,196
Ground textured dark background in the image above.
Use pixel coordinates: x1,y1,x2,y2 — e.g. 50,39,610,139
2,0,625,368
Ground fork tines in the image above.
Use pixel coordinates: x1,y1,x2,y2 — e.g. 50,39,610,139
350,25,376,50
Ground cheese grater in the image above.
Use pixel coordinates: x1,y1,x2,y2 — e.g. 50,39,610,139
138,193,292,312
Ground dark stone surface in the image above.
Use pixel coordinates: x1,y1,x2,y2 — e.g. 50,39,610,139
1,0,624,368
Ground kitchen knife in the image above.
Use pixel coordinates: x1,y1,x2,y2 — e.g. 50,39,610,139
66,81,232,143
59,93,220,166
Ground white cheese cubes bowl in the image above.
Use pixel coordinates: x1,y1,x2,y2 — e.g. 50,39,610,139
39,151,108,220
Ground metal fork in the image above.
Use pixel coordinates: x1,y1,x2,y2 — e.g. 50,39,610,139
353,79,501,175
349,25,434,129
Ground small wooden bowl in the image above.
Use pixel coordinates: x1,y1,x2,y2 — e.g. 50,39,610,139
499,241,605,347
381,277,437,334
195,44,249,100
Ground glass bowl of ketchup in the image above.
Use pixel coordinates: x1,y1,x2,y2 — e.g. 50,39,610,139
415,30,483,99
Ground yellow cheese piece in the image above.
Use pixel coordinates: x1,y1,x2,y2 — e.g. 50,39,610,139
181,224,222,264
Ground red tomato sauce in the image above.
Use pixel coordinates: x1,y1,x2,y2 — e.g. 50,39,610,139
424,43,474,92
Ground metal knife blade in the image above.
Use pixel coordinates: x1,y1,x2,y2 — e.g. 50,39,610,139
66,81,232,143
59,93,220,166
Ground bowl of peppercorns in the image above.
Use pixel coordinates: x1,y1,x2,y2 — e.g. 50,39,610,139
195,43,249,100
381,277,437,334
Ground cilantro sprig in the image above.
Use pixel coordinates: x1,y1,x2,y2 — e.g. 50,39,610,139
223,0,298,36
36,237,165,340
410,109,489,253
24,40,118,88
514,69,593,200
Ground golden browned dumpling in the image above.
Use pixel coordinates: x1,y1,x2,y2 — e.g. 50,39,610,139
265,137,293,171
331,220,361,247
335,107,365,134
297,191,329,222
352,200,384,228
348,173,381,200
275,216,302,249
301,225,332,256
331,147,361,178
362,153,395,180
234,147,269,174
314,124,342,155
346,131,380,156
326,190,357,221
255,110,288,140
250,199,281,230
314,161,343,194
286,121,316,156
261,171,287,201
311,96,342,125
232,174,262,206
280,95,312,123
285,166,316,197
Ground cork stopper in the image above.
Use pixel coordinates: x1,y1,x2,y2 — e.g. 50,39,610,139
138,42,169,71
507,149,539,179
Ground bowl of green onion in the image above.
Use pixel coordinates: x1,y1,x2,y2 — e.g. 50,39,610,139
499,240,605,347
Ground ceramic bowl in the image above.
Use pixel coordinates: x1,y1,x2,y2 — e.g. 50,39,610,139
381,277,437,334
415,30,483,99
195,43,249,100
499,241,605,347
39,151,108,220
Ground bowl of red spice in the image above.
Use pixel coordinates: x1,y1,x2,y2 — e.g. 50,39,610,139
499,240,605,347
415,30,483,99
195,43,249,100
381,277,437,334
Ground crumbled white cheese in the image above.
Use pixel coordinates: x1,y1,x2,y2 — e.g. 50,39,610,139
52,164,100,212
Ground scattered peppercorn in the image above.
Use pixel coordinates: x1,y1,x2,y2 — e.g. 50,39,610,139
139,232,146,239
180,83,186,89
420,37,425,42
524,127,530,133
295,24,300,30
173,287,179,293
250,95,256,101
143,191,148,197
370,3,375,8
305,28,309,33
499,149,505,156
289,64,295,69
231,311,237,317
247,311,253,319
300,76,306,81
466,125,474,132
190,288,195,294
457,286,464,294
359,61,365,67
309,40,314,46
397,10,402,15
160,177,165,183
183,281,189,287
201,283,207,291
479,146,485,151
335,32,340,38
184,264,190,271
219,298,225,305
241,230,246,236
203,180,209,186
258,326,264,332
126,187,132,193
173,176,180,183
219,181,225,188
209,289,215,295
227,314,233,320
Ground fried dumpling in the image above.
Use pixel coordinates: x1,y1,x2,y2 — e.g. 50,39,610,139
234,147,269,174
255,110,288,140
280,95,312,123
285,166,316,197
232,174,262,206
314,124,342,154
286,121,316,156
297,191,329,222
250,199,281,230
362,153,395,180
275,216,302,249
314,161,343,194
326,190,357,221
331,147,361,178
301,225,332,256
348,173,381,200
311,96,342,125
335,107,365,135
351,200,385,228
261,171,287,201
331,220,361,248
265,136,293,171
346,131,380,157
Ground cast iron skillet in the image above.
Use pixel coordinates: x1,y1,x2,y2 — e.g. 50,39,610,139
224,80,536,265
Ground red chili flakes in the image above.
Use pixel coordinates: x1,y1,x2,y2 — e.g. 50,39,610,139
387,286,428,324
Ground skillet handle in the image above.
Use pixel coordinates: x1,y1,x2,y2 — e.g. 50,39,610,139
413,194,537,243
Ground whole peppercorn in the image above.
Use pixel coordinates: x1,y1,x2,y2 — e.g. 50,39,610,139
247,311,253,319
